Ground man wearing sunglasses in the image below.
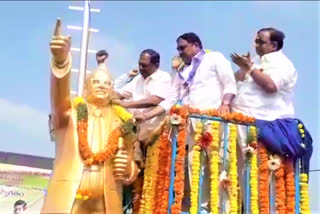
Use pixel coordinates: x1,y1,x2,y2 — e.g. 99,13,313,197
231,27,297,126
172,32,237,214
231,28,312,213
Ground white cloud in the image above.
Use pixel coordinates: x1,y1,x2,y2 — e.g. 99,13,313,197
0,98,54,158
0,98,49,139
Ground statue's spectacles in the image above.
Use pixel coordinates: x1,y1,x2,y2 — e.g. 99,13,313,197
91,79,113,87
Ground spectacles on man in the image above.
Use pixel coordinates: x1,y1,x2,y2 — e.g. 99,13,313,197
255,38,268,45
177,45,188,51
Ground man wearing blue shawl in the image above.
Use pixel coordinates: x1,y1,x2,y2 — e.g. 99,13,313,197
231,27,312,175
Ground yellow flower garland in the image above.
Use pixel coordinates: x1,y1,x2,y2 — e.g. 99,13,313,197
111,104,133,121
190,145,201,214
229,124,238,213
249,126,259,214
139,141,160,214
209,121,220,214
300,173,311,214
190,122,203,214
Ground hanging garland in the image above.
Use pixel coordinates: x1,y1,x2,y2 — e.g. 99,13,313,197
73,97,135,200
171,114,187,214
229,124,238,213
259,143,270,214
274,157,286,214
189,122,203,214
248,126,259,214
153,129,171,214
139,141,160,214
284,159,295,214
74,97,134,166
209,121,220,214
137,105,256,213
300,173,311,213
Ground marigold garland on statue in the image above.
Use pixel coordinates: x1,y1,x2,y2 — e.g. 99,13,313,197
73,97,135,200
74,97,132,166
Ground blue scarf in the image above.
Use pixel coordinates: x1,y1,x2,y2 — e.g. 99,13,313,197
255,118,313,174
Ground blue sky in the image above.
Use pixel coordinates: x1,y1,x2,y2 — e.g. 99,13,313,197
0,0,319,210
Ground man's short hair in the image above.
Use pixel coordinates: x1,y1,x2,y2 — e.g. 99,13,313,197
177,32,203,49
14,200,27,208
140,49,160,67
258,28,285,50
96,49,109,58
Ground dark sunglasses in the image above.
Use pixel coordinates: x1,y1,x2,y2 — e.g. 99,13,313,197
177,45,188,51
255,38,268,45
139,63,150,68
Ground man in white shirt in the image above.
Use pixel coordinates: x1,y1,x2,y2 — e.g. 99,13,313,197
231,28,297,121
113,49,174,162
231,28,300,213
231,27,298,149
173,33,237,213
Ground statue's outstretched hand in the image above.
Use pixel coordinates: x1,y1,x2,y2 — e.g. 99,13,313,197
50,18,71,65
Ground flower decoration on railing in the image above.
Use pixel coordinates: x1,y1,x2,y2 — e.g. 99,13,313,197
199,131,212,149
170,113,182,125
135,104,309,214
268,155,281,171
219,170,231,191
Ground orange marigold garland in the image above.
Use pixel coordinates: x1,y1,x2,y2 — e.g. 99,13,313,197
75,101,121,166
132,176,144,214
74,97,135,200
74,97,135,166
171,118,187,214
259,143,270,214
284,159,295,214
275,158,286,214
188,107,255,124
154,128,171,214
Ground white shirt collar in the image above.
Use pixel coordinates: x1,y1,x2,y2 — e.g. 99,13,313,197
261,50,283,63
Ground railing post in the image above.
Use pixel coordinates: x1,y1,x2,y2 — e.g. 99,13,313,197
294,158,300,214
168,127,178,214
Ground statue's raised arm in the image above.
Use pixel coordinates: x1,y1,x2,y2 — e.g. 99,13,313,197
50,18,72,129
